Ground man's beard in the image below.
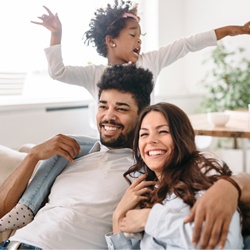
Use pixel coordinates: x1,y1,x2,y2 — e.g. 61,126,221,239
100,130,134,149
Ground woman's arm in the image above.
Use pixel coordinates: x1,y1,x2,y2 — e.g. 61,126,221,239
112,174,155,234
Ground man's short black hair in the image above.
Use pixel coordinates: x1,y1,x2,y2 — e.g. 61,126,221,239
97,64,153,113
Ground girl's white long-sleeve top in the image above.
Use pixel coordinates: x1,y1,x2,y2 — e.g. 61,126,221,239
44,30,217,102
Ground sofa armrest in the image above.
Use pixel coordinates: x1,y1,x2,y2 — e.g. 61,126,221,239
0,145,28,186
18,143,36,153
0,143,39,186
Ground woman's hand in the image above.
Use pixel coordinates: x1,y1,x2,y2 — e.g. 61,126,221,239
119,208,151,233
112,174,155,233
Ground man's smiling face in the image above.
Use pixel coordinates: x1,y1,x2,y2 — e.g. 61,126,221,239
96,89,139,149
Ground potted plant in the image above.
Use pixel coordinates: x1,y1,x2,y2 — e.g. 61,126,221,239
200,42,250,112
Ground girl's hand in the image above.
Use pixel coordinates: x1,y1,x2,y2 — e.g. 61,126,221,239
31,6,62,34
242,21,250,34
215,21,250,40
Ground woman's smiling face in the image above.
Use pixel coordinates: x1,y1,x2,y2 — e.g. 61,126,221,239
138,111,174,179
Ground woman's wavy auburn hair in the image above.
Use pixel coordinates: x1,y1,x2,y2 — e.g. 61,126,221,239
124,102,232,208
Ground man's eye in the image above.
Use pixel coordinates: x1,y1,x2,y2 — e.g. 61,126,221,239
117,108,128,112
98,105,106,110
130,34,135,37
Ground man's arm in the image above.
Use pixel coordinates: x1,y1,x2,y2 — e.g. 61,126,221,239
185,172,250,249
0,134,80,217
232,172,250,235
232,172,250,208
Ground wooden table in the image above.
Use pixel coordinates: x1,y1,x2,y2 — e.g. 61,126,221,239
189,110,250,171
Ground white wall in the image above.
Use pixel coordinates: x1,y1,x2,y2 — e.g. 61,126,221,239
0,99,98,149
2,1,250,149
140,0,250,113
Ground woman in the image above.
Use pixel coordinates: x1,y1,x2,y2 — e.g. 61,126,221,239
106,102,243,249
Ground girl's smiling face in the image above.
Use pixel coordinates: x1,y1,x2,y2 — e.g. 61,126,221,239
139,111,174,180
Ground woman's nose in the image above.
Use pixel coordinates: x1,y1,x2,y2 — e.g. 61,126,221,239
147,134,158,144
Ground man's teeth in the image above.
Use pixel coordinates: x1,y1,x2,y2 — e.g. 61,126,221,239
104,126,117,131
148,150,164,156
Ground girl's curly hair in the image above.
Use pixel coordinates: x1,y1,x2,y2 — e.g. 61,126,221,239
83,0,139,58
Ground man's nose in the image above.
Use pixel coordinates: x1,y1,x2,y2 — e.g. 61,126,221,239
104,109,117,121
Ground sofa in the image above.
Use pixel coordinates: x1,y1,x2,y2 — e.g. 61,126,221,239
1,144,250,248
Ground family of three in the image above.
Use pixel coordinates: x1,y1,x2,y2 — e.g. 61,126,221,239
1,0,250,248
0,64,250,249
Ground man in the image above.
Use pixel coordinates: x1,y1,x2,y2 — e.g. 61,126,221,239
0,64,153,249
1,64,250,249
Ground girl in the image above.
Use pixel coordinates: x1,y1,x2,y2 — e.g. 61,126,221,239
106,102,244,249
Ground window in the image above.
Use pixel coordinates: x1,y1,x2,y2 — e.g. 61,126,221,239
0,0,113,100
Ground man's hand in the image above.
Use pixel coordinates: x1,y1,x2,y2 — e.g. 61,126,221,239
184,179,238,249
29,134,80,163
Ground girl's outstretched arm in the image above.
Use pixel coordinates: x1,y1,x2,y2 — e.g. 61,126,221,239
215,21,250,40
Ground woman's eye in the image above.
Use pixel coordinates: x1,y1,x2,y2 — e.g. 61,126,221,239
130,34,135,37
140,133,148,137
160,130,169,134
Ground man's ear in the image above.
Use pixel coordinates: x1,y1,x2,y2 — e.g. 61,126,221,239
105,35,116,48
